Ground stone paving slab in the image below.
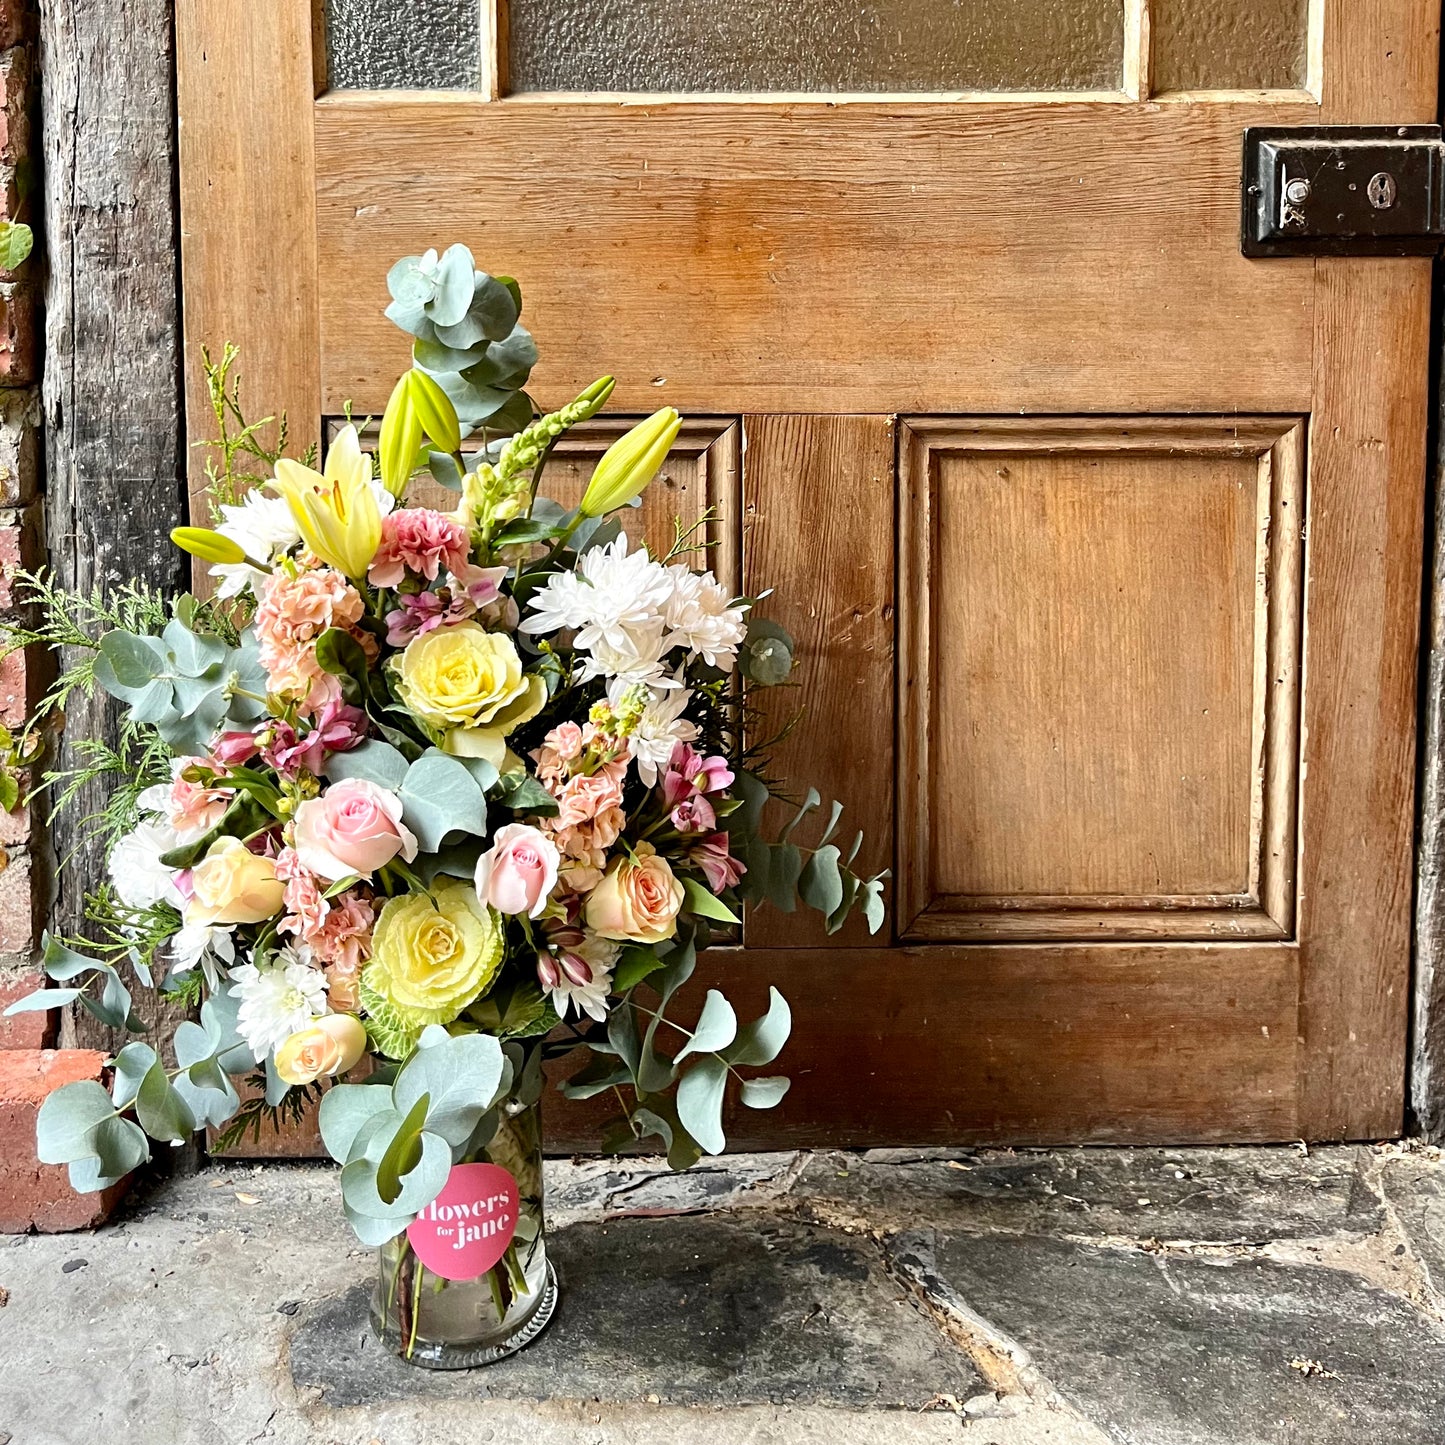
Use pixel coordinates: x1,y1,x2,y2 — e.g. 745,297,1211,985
2,1145,1445,1445
292,1215,982,1409
794,1146,1384,1244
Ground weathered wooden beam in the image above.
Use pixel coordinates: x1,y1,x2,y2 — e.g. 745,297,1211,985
39,0,188,1055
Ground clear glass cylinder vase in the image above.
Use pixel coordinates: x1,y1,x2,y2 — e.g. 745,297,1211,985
369,1092,557,1368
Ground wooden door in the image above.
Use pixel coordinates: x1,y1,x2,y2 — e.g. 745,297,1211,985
174,0,1437,1146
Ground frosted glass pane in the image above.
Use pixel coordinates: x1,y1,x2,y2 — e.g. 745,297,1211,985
1152,0,1311,92
507,0,1124,94
325,0,482,90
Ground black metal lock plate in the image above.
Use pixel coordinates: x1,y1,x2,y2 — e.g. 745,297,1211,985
1242,125,1445,257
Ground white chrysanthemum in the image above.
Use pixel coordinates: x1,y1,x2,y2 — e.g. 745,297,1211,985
231,950,328,1058
549,935,618,1024
576,618,673,689
209,492,303,599
664,566,749,669
168,921,237,991
522,535,673,651
109,820,185,910
616,680,701,787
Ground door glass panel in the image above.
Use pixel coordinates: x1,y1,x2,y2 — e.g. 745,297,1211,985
325,0,482,90
1150,0,1311,92
506,0,1124,94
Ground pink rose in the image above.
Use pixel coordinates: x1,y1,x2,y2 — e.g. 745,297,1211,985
292,778,418,882
474,823,560,919
584,843,685,944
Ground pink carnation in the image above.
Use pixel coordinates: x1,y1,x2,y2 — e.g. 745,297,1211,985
369,509,469,588
310,895,377,974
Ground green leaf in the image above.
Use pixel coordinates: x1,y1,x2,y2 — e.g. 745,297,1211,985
392,1030,507,1147
681,877,741,925
325,738,410,791
80,964,144,1033
675,1056,729,1156
318,1082,395,1164
0,220,34,270
398,748,488,851
70,1115,149,1191
722,987,792,1067
314,628,371,701
559,1053,631,1101
614,945,665,993
739,1075,791,1109
110,1041,158,1108
740,618,795,686
360,980,425,1060
607,1000,642,1077
36,1081,116,1165
94,631,166,693
862,877,887,935
2,986,79,1014
492,517,560,547
675,989,737,1063
375,1091,431,1205
427,450,465,493
135,1063,196,1144
496,771,559,817
799,844,844,918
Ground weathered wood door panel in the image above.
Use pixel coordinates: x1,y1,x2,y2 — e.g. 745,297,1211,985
176,0,1436,1146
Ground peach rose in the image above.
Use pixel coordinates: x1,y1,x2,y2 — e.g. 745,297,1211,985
273,1012,367,1086
474,824,560,919
583,843,685,944
186,837,286,926
292,779,418,882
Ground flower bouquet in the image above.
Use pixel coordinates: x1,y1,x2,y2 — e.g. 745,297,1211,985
3,245,886,1366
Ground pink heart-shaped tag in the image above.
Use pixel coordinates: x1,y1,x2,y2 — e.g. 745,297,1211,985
407,1162,520,1281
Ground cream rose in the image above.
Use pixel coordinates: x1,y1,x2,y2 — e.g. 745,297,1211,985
583,843,685,944
273,1012,368,1085
186,837,285,926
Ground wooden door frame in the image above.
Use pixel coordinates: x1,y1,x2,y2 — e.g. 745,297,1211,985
174,0,1439,1145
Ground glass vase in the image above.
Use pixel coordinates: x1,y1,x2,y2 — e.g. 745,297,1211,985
369,1092,557,1368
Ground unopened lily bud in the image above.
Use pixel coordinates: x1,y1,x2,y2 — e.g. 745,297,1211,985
578,407,682,517
171,526,245,565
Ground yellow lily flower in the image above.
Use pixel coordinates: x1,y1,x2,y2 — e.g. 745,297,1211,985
578,407,682,518
270,425,382,581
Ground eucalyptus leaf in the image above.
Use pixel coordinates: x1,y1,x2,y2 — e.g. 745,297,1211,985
136,1062,197,1144
675,1056,730,1157
36,1080,116,1165
2,986,80,1014
675,989,737,1063
325,739,410,791
739,1075,791,1109
722,988,792,1068
318,1082,395,1164
69,1115,149,1191
391,1029,507,1146
111,1041,159,1108
398,748,488,850
799,845,844,918
375,1091,431,1205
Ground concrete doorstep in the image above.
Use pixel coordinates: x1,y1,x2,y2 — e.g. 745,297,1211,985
2,1143,1445,1444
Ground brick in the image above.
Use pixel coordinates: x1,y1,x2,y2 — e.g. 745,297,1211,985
0,845,40,954
0,638,38,727
0,1049,131,1232
0,778,31,846
0,3,34,51
0,283,37,383
0,968,49,1046
0,47,32,168
0,503,40,610
0,386,38,503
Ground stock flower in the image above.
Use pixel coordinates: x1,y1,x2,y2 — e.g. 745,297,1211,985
270,424,384,580
363,881,504,1027
254,566,365,712
231,949,328,1058
368,508,469,588
532,721,585,784
310,894,376,972
474,824,560,919
584,843,685,944
273,1012,367,1086
108,819,185,911
393,620,546,763
185,838,285,927
292,778,418,882
276,848,328,940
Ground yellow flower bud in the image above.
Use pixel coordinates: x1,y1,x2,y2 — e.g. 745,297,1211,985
171,526,246,565
578,408,683,517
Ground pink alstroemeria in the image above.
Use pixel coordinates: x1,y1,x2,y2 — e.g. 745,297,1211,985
661,742,735,809
690,831,745,892
670,793,717,834
212,730,262,766
261,698,367,777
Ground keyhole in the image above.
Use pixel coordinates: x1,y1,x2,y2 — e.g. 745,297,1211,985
1367,172,1398,210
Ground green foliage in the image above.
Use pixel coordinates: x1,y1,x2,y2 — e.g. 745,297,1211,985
0,220,34,271
320,1024,512,1244
196,343,291,511
3,932,147,1034
385,245,537,438
329,741,493,851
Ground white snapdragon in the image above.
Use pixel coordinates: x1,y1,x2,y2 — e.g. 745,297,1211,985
231,949,328,1058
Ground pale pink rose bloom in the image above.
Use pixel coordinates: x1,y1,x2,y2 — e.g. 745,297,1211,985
368,509,469,588
254,567,364,712
474,823,561,919
275,847,329,941
584,844,685,944
292,779,418,882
